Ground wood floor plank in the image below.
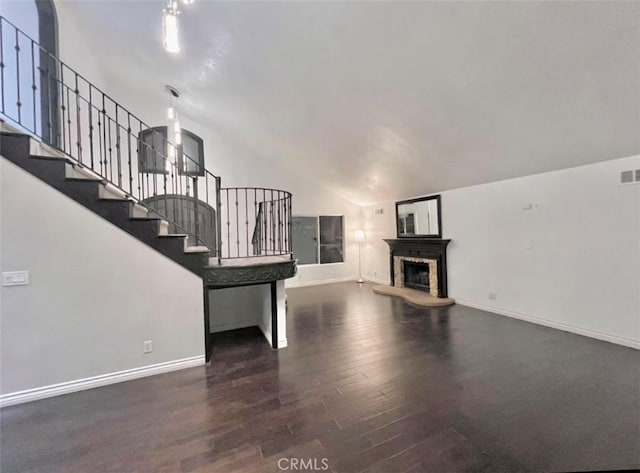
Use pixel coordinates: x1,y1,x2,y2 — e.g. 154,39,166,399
1,282,638,473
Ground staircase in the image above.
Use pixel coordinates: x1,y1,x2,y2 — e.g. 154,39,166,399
1,126,211,275
0,15,296,359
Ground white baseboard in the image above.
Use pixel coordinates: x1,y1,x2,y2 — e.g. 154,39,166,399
456,300,640,350
0,355,205,408
365,275,391,285
211,319,258,333
286,276,357,288
258,325,288,349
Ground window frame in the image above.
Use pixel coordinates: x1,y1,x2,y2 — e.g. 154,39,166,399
292,214,345,266
138,126,205,176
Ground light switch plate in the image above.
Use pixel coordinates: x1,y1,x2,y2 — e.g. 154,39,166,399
2,271,30,286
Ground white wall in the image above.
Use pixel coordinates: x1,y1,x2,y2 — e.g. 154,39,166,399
54,1,108,90
0,160,205,403
208,281,287,348
361,203,396,285
209,284,270,333
258,280,286,348
363,156,640,348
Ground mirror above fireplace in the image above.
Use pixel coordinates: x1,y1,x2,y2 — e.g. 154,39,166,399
395,195,441,238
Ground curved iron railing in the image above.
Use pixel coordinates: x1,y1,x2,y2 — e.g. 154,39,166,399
221,187,292,259
0,15,293,262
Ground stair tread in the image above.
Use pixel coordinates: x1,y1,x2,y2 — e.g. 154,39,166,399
185,246,210,253
28,154,75,165
65,177,103,182
97,198,134,203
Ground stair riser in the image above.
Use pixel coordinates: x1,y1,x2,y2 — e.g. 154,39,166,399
2,133,209,277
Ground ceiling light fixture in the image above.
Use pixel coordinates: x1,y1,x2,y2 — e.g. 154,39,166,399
163,0,180,53
165,85,181,165
166,85,179,119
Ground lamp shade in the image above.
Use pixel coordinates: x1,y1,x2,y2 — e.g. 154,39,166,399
354,230,366,242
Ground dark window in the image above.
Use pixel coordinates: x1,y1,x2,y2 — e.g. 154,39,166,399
178,129,205,176
138,126,204,176
138,126,168,174
319,216,344,264
292,215,344,265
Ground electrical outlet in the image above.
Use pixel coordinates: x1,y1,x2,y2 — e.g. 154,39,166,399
2,271,30,286
488,293,497,301
374,271,378,277
143,340,153,353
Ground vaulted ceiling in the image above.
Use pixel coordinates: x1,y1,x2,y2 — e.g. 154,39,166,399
60,1,639,204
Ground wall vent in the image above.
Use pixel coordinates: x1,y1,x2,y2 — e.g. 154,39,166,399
620,170,634,184
636,169,640,182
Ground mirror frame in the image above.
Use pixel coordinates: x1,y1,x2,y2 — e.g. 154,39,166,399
395,194,442,239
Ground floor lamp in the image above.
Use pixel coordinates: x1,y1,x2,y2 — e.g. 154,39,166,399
354,230,365,284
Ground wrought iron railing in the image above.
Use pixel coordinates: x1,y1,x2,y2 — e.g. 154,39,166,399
222,187,292,259
0,15,293,262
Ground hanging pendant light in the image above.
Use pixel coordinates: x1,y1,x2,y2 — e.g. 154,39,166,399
163,0,180,53
165,86,181,168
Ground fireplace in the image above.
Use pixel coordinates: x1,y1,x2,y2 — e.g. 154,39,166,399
403,261,430,292
384,239,451,298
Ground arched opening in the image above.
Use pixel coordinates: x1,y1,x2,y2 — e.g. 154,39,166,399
35,0,59,145
0,0,58,144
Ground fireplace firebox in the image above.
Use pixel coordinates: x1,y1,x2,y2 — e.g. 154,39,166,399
403,262,430,292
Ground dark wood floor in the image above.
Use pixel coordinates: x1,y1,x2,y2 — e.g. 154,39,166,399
2,282,639,473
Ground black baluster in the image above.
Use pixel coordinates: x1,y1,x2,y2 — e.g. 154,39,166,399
147,132,155,200
245,188,249,257
263,189,268,254
271,190,275,254
193,177,200,245
14,29,22,125
30,39,37,133
47,56,56,147
115,104,121,186
279,194,282,254
205,172,209,206
0,19,5,114
235,188,240,256
127,113,133,196
96,101,102,174
107,115,113,183
288,196,292,255
171,148,178,231
283,194,288,253
137,121,143,200
101,94,107,175
65,85,72,155
88,85,95,169
226,189,231,258
163,143,168,233
215,177,222,263
74,74,82,163
253,189,258,255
